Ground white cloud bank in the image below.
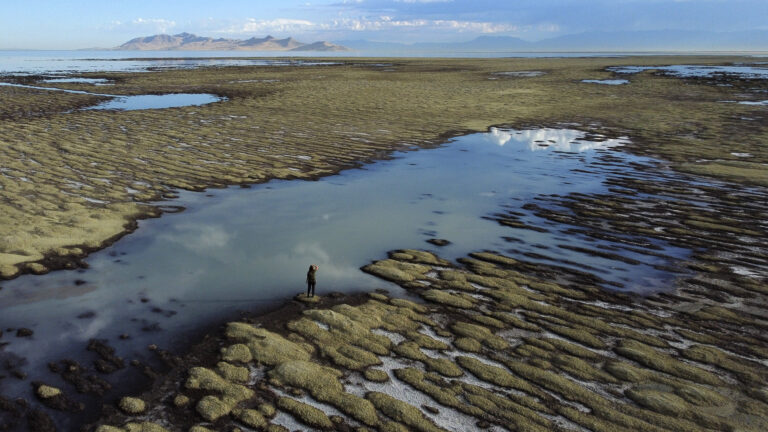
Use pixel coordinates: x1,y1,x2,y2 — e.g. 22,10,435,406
221,16,517,35
107,17,177,34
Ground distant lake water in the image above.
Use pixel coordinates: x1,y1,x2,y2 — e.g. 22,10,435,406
0,50,754,75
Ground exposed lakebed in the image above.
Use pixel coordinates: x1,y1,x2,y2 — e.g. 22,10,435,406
0,127,702,420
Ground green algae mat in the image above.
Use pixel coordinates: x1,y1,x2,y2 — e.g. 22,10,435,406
2,56,768,279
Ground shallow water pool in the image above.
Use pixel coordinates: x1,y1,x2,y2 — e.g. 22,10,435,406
86,93,223,110
0,128,695,420
0,82,223,111
42,77,111,85
582,79,629,85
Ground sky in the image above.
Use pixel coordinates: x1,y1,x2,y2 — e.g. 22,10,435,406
1,0,767,49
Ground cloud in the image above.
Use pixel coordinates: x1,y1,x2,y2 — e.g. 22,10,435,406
234,18,316,34
131,18,177,34
334,17,517,33
105,17,176,34
220,15,516,35
158,223,231,255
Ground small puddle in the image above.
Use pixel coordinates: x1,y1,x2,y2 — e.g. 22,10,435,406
0,82,223,111
0,127,699,410
739,100,768,106
87,93,223,111
491,71,545,78
42,77,111,85
582,79,629,85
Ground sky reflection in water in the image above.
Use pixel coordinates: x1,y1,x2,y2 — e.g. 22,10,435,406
0,128,693,402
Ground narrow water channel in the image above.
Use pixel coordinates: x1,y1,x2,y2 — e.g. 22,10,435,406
0,128,693,427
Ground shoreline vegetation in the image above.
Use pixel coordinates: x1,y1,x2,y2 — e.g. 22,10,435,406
0,56,767,431
1,56,767,280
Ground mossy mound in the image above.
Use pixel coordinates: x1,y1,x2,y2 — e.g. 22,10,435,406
118,397,146,415
100,423,169,432
456,356,536,394
195,395,232,422
225,323,311,366
172,394,190,407
615,339,722,386
36,384,62,399
216,361,250,383
604,360,650,383
295,293,321,303
269,360,378,426
420,289,475,309
362,259,430,283
453,337,483,352
364,368,390,383
233,408,267,429
674,385,729,407
220,343,253,363
259,403,276,418
96,426,125,432
625,388,689,416
367,392,446,432
390,250,450,266
276,397,335,430
682,344,765,383
185,366,254,401
450,322,509,350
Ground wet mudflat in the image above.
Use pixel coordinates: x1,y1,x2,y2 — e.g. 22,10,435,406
2,124,766,431
0,56,767,431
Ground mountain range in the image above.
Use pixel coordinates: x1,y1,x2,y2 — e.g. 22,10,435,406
116,30,767,53
338,30,768,53
116,33,349,52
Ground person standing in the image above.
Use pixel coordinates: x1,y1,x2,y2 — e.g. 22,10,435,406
306,264,318,297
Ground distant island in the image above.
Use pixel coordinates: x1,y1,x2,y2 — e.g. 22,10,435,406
116,32,349,52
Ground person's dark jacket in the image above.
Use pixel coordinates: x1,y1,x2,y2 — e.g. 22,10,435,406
307,267,316,283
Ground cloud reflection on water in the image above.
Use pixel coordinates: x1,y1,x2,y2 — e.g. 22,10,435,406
158,223,231,254
484,127,627,152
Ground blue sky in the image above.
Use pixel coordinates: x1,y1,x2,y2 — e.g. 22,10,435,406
1,0,766,49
